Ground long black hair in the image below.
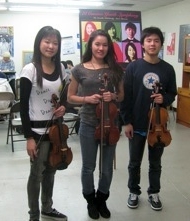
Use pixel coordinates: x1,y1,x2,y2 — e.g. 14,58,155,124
125,42,137,62
104,21,119,40
32,26,62,88
82,29,123,91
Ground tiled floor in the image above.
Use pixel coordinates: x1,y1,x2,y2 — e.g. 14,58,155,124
0,111,190,221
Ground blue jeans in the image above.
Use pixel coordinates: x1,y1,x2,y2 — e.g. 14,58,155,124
128,133,164,195
27,141,56,220
79,122,116,195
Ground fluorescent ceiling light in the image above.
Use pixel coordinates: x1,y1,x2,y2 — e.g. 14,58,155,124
0,6,7,10
8,0,103,6
9,6,79,13
8,0,53,3
59,1,103,6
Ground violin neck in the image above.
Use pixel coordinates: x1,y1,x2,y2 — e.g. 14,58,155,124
57,117,65,143
155,104,161,124
103,102,110,123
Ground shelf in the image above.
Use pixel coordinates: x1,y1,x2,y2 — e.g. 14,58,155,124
176,35,190,127
177,87,190,128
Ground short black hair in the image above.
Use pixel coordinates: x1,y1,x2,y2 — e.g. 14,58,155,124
140,26,164,46
66,60,74,66
61,61,67,69
125,22,136,33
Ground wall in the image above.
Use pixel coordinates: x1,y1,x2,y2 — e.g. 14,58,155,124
1,1,190,107
142,0,190,107
0,11,80,77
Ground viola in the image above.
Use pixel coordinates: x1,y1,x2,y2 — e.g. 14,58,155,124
147,82,172,148
94,73,120,146
48,94,73,170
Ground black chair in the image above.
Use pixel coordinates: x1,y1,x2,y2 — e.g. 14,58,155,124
15,78,20,100
6,101,25,152
64,112,80,135
64,103,81,135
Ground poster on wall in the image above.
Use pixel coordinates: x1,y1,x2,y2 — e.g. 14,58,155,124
158,32,165,59
178,24,190,63
167,33,175,55
0,26,14,57
79,9,143,70
61,36,75,55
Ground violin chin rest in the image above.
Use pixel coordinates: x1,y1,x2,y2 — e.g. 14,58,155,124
56,162,68,170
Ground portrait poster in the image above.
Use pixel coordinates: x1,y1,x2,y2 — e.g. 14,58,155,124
79,9,142,70
167,33,176,55
0,26,14,57
178,24,190,63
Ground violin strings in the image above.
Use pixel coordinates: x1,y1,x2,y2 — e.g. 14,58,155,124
147,101,154,139
36,113,55,149
36,80,68,149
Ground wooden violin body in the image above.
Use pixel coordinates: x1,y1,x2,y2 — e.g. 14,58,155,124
95,101,120,145
147,106,172,148
48,94,73,170
94,73,120,145
49,123,73,170
147,82,172,148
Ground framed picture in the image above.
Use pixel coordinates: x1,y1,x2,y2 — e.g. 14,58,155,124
22,51,33,67
178,24,190,63
61,36,75,55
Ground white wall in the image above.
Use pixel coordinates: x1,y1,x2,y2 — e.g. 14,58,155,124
1,1,190,107
142,0,190,107
0,11,81,77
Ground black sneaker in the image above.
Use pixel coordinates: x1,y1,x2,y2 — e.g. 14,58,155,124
41,208,67,221
29,220,39,221
148,193,162,211
127,193,139,209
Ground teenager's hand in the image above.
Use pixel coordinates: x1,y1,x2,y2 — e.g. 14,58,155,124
150,93,163,104
26,138,37,161
124,124,133,139
85,94,102,104
53,105,66,117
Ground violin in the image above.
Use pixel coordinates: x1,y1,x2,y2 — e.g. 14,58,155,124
147,82,172,148
48,94,73,170
94,73,120,177
94,73,120,146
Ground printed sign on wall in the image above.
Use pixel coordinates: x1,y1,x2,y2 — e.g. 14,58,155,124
79,9,143,70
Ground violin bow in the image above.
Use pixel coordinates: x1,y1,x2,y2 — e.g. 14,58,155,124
147,82,159,138
99,73,110,179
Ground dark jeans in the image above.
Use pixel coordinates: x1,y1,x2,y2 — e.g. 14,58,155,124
128,133,164,195
27,141,56,220
79,122,116,195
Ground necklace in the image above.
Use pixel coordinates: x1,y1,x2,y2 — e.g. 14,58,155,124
91,61,106,80
91,61,106,70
